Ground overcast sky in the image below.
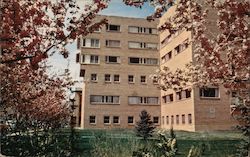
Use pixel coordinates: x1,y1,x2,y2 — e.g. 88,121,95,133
47,0,155,86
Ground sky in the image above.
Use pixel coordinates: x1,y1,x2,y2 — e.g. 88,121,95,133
47,0,155,86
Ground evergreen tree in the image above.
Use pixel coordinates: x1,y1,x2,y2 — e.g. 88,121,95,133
135,110,156,140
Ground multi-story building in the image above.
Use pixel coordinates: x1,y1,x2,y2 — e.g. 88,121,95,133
76,15,161,129
159,5,236,131
75,12,236,131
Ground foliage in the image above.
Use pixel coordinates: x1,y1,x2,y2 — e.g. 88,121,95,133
1,130,71,156
135,110,156,140
155,128,178,157
0,0,109,155
187,143,206,157
91,133,144,157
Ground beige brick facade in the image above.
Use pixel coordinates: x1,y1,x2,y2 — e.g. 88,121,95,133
159,6,236,131
76,13,236,131
78,16,161,129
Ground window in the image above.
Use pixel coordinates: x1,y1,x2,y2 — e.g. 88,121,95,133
105,74,111,82
128,116,134,124
176,115,179,125
186,89,191,98
90,95,120,104
144,58,158,65
106,40,121,47
128,57,158,65
176,89,191,100
129,57,140,64
188,114,192,124
153,117,159,124
161,34,172,47
146,43,158,49
174,45,181,54
113,75,120,82
94,27,101,33
128,97,159,105
140,76,146,83
162,94,173,103
166,116,169,125
152,76,158,84
200,88,219,98
162,116,165,125
161,51,172,63
81,55,99,64
171,115,174,124
105,56,120,63
182,39,189,50
106,24,120,32
113,116,120,124
91,74,97,81
128,41,158,50
128,26,157,34
89,116,96,124
77,38,81,49
128,42,141,49
80,69,85,77
104,116,110,124
182,114,185,124
83,38,100,48
128,75,134,83
76,53,80,63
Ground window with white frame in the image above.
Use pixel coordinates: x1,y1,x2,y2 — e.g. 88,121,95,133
174,45,181,54
91,74,97,82
89,116,96,124
106,40,121,47
129,57,158,65
144,58,158,65
83,38,100,48
146,43,158,49
113,74,120,82
104,74,111,82
161,51,172,63
81,55,99,64
128,96,159,105
128,116,134,124
162,94,173,103
140,76,146,83
128,41,158,50
90,95,120,104
153,117,159,124
105,56,120,63
128,75,134,83
176,89,191,100
200,87,219,98
161,34,172,48
128,26,157,34
106,24,120,32
152,76,159,84
113,116,120,124
104,116,110,124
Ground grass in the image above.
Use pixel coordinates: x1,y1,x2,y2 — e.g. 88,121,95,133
71,129,243,157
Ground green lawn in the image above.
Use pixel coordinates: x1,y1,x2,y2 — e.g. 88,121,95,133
72,129,243,157
1,129,243,156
